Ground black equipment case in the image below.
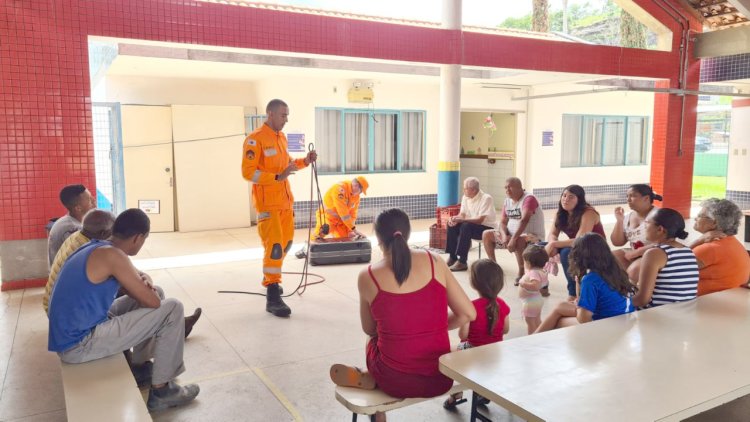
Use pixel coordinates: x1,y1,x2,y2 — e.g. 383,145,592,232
308,238,372,266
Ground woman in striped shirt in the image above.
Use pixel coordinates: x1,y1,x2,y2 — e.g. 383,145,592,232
632,208,699,308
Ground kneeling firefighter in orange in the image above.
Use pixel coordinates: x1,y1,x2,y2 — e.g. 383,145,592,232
313,177,369,241
241,99,317,318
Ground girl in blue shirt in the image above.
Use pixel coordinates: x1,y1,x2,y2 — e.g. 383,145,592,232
535,233,636,332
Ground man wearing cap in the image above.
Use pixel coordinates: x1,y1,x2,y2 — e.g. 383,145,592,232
313,176,369,240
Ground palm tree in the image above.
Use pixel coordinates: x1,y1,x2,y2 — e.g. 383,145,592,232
621,10,646,48
532,0,549,32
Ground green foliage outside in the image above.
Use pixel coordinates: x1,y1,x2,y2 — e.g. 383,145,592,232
692,176,727,201
498,0,653,48
499,1,618,31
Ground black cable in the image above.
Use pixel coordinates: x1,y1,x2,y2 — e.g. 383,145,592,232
218,142,327,298
217,271,326,297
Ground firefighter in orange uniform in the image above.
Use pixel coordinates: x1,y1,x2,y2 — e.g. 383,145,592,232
313,177,369,240
241,99,317,317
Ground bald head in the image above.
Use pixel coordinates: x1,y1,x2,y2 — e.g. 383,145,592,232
81,209,116,240
504,177,524,200
506,177,522,187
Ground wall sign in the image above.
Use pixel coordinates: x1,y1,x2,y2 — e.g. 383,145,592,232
542,131,554,146
138,200,160,214
287,133,306,152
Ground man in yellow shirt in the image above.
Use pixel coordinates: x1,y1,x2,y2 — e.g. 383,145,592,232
313,176,369,240
44,209,115,314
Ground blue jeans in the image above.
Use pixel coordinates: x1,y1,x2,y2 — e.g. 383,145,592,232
559,247,576,297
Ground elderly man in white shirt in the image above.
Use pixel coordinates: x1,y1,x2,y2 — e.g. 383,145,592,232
445,177,498,271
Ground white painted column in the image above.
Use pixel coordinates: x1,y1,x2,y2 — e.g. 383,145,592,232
437,0,462,206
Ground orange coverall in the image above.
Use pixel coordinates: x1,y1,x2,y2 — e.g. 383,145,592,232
313,181,361,240
242,123,308,286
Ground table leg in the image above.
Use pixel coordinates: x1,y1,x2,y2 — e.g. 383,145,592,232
470,391,493,422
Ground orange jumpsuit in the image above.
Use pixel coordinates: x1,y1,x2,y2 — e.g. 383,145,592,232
313,181,361,240
242,123,308,286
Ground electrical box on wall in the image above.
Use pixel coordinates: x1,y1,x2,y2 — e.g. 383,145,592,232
348,87,374,103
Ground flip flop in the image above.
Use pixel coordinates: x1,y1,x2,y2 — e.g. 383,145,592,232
329,364,376,390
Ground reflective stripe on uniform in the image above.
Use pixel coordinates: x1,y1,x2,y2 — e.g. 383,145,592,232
258,212,271,220
263,267,282,274
252,170,262,183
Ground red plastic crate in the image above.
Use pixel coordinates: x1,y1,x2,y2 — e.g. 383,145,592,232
429,224,447,250
436,205,460,228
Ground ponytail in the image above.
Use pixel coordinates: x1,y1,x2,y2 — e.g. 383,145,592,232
485,299,499,336
390,234,412,285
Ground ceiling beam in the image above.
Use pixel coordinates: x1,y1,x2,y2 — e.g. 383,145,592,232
694,24,750,57
728,0,750,18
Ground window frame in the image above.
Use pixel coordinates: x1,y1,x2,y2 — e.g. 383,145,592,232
561,114,650,168
316,107,427,175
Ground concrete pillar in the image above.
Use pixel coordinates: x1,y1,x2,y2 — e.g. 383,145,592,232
437,0,462,207
726,99,750,209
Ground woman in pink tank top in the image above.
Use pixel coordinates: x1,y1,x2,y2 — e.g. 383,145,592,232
330,208,476,422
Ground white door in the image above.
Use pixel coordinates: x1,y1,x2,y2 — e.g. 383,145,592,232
171,105,251,232
120,105,175,232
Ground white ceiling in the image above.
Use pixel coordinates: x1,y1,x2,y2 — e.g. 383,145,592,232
105,47,620,89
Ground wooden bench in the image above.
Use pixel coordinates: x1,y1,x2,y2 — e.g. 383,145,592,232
335,383,465,421
60,353,152,421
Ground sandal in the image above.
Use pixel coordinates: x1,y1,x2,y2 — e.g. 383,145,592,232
442,392,464,410
329,364,376,390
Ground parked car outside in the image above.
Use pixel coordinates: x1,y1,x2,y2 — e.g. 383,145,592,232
695,136,712,152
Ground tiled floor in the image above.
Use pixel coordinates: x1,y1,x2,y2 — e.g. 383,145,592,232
1,204,747,421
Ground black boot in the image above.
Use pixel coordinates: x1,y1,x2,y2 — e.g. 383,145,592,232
266,283,291,317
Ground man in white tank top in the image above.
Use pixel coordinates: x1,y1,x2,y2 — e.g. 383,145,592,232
482,178,546,283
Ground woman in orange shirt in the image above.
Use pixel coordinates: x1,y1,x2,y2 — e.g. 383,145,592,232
690,198,750,295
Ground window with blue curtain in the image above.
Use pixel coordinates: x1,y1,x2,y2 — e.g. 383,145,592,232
561,114,649,167
315,108,426,174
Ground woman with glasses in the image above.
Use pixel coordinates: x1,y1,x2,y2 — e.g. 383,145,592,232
690,198,750,295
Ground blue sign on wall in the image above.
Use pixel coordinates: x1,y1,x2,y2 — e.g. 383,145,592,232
288,133,306,152
542,131,554,146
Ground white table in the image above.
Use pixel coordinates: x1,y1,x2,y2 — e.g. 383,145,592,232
439,288,750,422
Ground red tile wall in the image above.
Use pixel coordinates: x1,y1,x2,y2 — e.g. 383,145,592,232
1,1,96,241
0,0,699,241
649,8,703,218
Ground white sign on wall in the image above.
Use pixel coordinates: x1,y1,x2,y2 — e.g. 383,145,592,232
138,200,160,214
